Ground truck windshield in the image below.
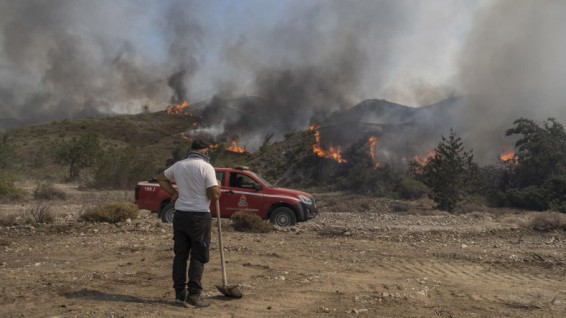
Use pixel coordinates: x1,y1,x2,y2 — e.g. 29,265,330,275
250,172,273,187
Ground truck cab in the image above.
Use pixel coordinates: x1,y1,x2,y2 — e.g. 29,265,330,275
135,166,317,227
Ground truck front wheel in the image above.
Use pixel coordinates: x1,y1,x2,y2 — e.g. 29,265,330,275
161,202,175,223
270,207,297,227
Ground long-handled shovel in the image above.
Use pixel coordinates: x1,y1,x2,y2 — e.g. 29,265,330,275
214,200,243,298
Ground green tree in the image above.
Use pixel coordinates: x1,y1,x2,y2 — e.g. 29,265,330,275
506,118,566,187
503,118,566,211
422,129,474,211
55,134,101,180
92,146,157,189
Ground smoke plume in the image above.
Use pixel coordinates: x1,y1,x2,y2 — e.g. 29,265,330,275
1,0,565,164
457,0,566,163
0,0,205,122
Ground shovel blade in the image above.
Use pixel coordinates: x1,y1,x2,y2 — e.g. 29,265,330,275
216,284,243,298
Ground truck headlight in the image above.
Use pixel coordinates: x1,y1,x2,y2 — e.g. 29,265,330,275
298,195,313,205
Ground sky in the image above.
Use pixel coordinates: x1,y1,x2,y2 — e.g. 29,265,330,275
0,0,565,162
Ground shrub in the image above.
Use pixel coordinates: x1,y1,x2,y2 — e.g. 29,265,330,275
505,186,548,211
80,202,139,223
231,211,274,233
0,214,17,226
0,172,27,201
394,176,430,199
33,182,67,200
27,204,55,224
544,175,566,213
470,165,507,207
530,212,566,232
33,145,48,168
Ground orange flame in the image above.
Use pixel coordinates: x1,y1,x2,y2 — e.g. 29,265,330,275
411,150,435,174
226,139,246,153
165,100,189,115
499,147,518,164
309,123,346,163
368,135,380,167
413,150,435,166
368,136,377,161
209,143,219,149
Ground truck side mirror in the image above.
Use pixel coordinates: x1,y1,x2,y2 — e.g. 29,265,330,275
253,183,262,191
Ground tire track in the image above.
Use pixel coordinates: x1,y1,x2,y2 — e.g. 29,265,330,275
379,258,563,289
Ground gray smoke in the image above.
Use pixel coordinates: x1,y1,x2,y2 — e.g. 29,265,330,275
457,0,566,163
0,0,205,122
0,0,417,148
197,0,413,149
1,0,564,165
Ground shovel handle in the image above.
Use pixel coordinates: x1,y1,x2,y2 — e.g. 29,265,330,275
215,200,228,286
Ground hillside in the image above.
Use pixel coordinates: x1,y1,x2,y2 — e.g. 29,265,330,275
317,97,468,164
2,111,198,180
0,96,465,186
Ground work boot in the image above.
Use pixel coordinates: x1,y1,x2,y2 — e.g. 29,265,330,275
174,290,189,308
187,294,210,307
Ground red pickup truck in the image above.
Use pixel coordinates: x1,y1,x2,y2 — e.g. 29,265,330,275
135,166,317,227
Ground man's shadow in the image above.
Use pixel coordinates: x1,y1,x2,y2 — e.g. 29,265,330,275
63,289,241,305
62,289,167,305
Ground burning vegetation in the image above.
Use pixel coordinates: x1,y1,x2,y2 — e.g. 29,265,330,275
1,102,564,215
125,96,566,214
499,147,518,164
413,150,436,167
226,139,246,153
162,99,248,153
368,136,379,167
165,101,190,115
309,123,346,163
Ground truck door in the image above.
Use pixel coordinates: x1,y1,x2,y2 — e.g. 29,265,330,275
220,172,264,218
210,170,225,218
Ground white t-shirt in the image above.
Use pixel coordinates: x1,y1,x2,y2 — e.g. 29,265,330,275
164,158,218,212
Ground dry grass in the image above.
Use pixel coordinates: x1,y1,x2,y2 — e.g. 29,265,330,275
530,212,566,232
27,203,55,224
79,201,139,224
230,211,274,233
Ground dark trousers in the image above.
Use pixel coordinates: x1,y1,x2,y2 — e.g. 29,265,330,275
172,211,212,296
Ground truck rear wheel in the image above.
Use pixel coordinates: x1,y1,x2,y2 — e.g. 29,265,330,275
270,207,296,227
161,202,175,223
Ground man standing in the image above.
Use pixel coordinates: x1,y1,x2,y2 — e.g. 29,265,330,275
157,139,220,308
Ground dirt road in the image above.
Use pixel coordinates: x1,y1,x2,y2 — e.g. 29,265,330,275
1,193,565,317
